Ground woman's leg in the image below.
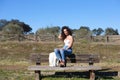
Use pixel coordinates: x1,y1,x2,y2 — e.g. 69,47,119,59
54,49,61,61
59,49,72,67
59,49,65,62
60,49,72,61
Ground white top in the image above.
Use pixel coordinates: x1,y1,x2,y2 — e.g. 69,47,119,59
64,39,70,46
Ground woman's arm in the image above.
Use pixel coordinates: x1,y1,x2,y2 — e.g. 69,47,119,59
58,34,63,40
66,36,74,49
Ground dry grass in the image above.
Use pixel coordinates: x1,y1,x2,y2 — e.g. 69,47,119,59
0,41,120,70
0,41,120,80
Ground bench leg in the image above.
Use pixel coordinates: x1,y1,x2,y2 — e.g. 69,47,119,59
35,70,41,80
89,70,95,80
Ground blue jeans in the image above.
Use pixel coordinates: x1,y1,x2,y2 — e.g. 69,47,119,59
54,46,72,62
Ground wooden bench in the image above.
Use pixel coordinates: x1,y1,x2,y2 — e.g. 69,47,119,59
28,53,102,80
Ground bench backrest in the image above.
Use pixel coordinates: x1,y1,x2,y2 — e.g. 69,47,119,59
30,53,100,65
66,54,100,63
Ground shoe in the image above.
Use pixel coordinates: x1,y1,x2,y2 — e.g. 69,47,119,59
60,61,65,67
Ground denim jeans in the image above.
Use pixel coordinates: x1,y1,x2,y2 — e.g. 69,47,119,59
54,45,72,62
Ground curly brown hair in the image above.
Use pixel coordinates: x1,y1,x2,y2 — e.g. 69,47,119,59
61,26,72,40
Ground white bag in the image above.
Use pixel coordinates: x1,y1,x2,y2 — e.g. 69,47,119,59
49,52,58,67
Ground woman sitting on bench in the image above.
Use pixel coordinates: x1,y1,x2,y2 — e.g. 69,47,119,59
54,26,74,67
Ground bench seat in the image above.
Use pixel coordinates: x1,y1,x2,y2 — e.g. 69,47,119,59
28,65,102,71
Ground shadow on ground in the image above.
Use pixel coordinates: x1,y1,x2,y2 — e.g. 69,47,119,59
42,70,119,80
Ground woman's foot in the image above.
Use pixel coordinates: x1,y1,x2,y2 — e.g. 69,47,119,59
60,61,65,67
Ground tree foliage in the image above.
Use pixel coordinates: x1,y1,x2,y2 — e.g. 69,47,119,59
2,22,24,34
0,19,32,34
36,26,60,36
73,26,92,38
10,19,32,33
0,19,9,31
79,26,91,37
1,19,119,37
105,27,119,35
92,28,104,36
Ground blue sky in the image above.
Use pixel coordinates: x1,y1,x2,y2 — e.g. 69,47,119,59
0,0,120,33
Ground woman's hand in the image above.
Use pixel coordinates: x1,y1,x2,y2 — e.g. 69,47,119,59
58,34,62,40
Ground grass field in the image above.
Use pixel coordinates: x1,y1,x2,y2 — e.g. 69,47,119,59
0,41,120,80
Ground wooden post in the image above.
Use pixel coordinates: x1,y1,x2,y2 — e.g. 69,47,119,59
89,55,95,80
89,70,95,80
89,55,94,65
106,36,109,42
35,70,41,80
35,57,41,80
35,35,38,42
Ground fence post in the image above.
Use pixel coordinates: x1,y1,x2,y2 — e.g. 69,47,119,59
35,35,38,42
106,36,109,42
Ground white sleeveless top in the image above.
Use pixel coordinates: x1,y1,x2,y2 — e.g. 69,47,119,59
64,39,70,46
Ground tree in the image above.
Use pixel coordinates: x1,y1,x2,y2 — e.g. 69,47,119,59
46,26,60,35
36,26,60,35
105,27,119,35
92,29,97,36
36,28,46,35
97,28,104,35
0,19,32,34
92,28,104,36
0,19,9,31
10,19,32,33
2,22,23,34
79,26,91,37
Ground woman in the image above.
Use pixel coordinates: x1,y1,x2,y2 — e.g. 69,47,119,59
54,26,74,67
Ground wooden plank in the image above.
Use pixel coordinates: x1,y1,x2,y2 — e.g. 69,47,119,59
30,59,100,63
40,54,100,59
28,65,102,71
30,54,100,59
31,58,99,63
30,53,100,63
